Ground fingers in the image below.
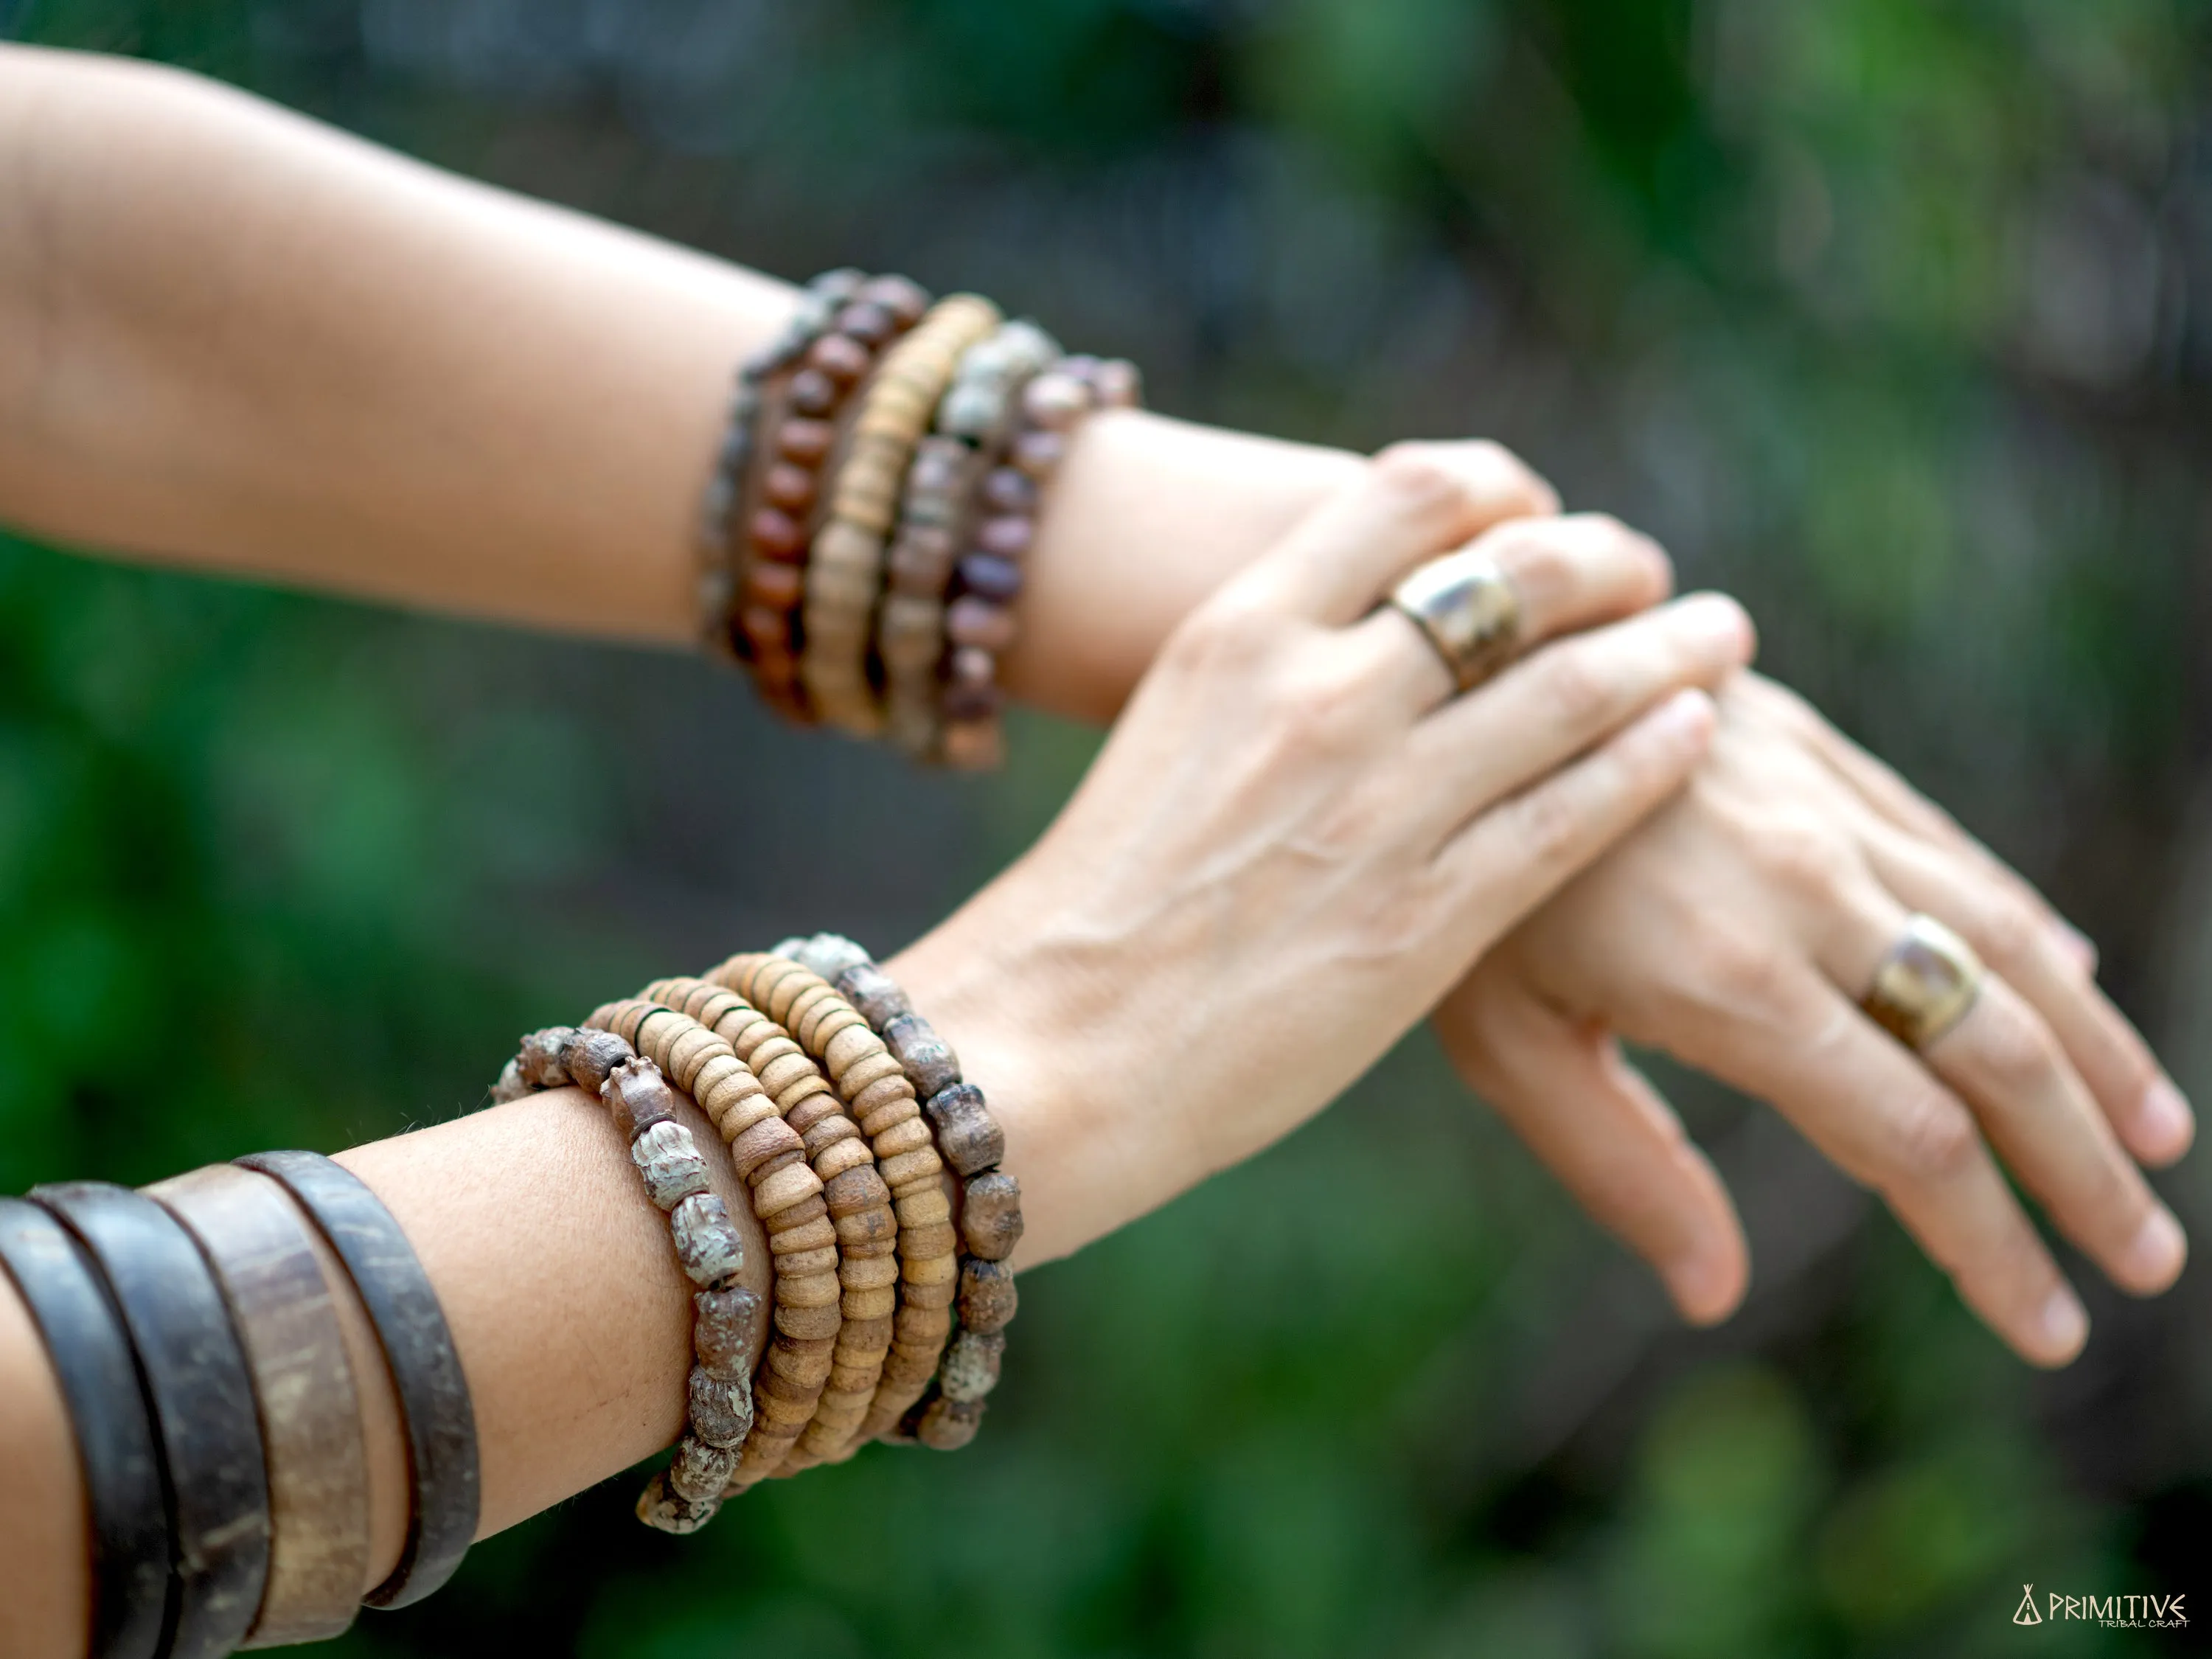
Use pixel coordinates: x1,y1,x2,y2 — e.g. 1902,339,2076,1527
1348,512,1679,716
1235,440,1562,624
1437,687,1717,939
1684,959,2089,1366
1810,886,2188,1301
1858,821,2194,1167
1436,970,1748,1324
1390,594,1753,844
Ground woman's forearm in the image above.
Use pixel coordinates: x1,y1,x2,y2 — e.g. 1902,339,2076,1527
0,45,1359,723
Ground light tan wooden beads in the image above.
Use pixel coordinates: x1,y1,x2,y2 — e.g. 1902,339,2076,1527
711,953,960,1448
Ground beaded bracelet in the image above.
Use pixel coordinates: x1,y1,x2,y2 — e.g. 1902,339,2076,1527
776,936,1022,1450
0,1199,170,1659
703,267,864,664
149,1164,372,1647
879,319,1062,759
736,273,933,721
31,1180,273,1659
490,1024,762,1534
802,292,1004,735
935,354,1141,771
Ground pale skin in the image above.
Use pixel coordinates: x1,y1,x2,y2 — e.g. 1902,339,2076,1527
0,41,2194,1657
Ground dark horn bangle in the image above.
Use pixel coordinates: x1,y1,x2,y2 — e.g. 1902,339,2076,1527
30,1181,271,1659
234,1151,479,1611
0,1197,172,1659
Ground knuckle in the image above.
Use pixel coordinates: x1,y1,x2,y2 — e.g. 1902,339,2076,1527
1969,892,2044,970
1166,590,1282,679
1965,998,2059,1094
1533,642,1618,731
1677,930,1796,1029
1504,780,1593,874
1883,1097,1983,1186
1751,813,1851,899
1369,442,1475,523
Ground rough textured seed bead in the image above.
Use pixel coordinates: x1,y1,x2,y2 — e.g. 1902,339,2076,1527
939,1330,1006,1403
961,1172,1026,1260
808,1129,869,1175
753,1161,823,1217
775,1245,840,1279
883,1014,962,1100
902,1250,959,1288
835,1207,897,1249
604,1060,680,1142
870,1116,936,1161
688,1367,756,1449
959,1258,1019,1334
694,1286,763,1382
917,1396,985,1450
855,1090,920,1139
835,964,911,1028
841,1050,910,1102
841,1286,899,1321
632,1121,713,1210
841,1254,902,1291
637,1470,719,1534
901,1221,959,1259
562,1027,636,1093
668,1436,741,1502
895,1186,953,1228
669,1194,745,1288
779,1271,842,1310
771,1217,838,1255
775,1301,842,1342
728,1115,804,1180
925,1082,1007,1176
880,1147,945,1189
764,1194,829,1235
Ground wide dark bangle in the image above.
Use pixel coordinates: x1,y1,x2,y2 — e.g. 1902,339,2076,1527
30,1181,271,1659
0,1198,171,1659
234,1151,479,1610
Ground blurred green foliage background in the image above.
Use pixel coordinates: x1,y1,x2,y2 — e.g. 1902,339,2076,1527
4,0,2210,1653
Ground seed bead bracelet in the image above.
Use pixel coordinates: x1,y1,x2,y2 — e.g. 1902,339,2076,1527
936,353,1141,771
596,992,869,1486
615,986,897,1478
880,319,1062,759
780,934,1023,1450
489,1024,761,1534
704,266,865,664
737,274,933,721
801,291,1004,735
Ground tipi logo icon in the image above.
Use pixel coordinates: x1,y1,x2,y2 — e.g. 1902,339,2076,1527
2015,1585,2043,1625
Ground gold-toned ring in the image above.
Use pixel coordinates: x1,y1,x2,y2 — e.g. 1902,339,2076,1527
1385,552,1523,695
1860,914,1984,1051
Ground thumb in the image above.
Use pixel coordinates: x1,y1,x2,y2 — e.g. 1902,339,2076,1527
1435,967,1750,1325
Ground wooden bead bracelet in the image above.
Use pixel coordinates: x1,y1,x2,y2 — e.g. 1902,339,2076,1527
776,935,1023,1450
490,1023,763,1533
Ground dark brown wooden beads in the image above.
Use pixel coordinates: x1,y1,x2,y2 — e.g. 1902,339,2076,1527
493,1023,756,1534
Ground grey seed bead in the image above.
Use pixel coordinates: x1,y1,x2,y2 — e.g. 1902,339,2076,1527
603,1060,680,1142
562,1028,635,1093
802,933,872,984
636,1469,720,1534
693,1285,763,1382
688,1365,754,1449
998,319,1062,372
490,1057,532,1105
924,1082,1005,1177
518,1026,578,1089
670,1194,745,1288
960,1171,1024,1261
958,1257,1018,1335
769,935,811,964
667,1434,741,1503
632,1120,712,1211
916,1394,985,1450
939,1329,1006,1403
938,382,1001,439
835,964,910,1029
884,1013,960,1099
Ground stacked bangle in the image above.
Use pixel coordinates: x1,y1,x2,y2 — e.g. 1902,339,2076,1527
0,1199,170,1659
776,935,1023,1449
802,292,1004,734
490,1023,762,1534
147,1164,370,1648
29,1181,272,1659
734,273,933,721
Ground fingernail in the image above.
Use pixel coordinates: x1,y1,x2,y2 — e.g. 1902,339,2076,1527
1680,594,1753,659
2055,921,2099,974
2039,1288,2089,1361
2136,1081,2195,1163
1663,1242,1741,1325
2120,1206,2187,1292
1649,688,1717,751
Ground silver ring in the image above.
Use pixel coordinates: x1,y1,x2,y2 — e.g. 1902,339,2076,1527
1385,552,1523,695
1861,914,1984,1051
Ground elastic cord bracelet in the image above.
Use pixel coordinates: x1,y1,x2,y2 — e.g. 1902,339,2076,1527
234,1151,479,1606
0,1198,170,1659
31,1181,271,1659
149,1164,371,1648
779,935,1023,1449
597,992,858,1485
490,1026,762,1534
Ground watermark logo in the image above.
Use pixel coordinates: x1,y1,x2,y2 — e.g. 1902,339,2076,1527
2012,1584,2188,1630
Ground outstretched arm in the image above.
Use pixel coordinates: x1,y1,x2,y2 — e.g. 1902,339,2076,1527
0,46,1557,724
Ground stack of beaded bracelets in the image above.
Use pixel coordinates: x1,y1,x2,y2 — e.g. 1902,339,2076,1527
705,270,1141,765
0,1152,478,1657
485,935,1020,1534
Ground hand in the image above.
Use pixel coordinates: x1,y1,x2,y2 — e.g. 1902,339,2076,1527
1438,671,2194,1366
893,446,1756,1264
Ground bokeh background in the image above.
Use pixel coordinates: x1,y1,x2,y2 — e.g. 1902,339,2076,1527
3,1,2209,1653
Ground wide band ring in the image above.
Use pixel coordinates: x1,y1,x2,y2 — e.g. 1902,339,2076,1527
1861,914,1984,1051
1386,552,1523,695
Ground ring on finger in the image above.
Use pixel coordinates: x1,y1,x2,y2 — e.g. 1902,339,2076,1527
1862,913,1985,1050
1386,551,1523,694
